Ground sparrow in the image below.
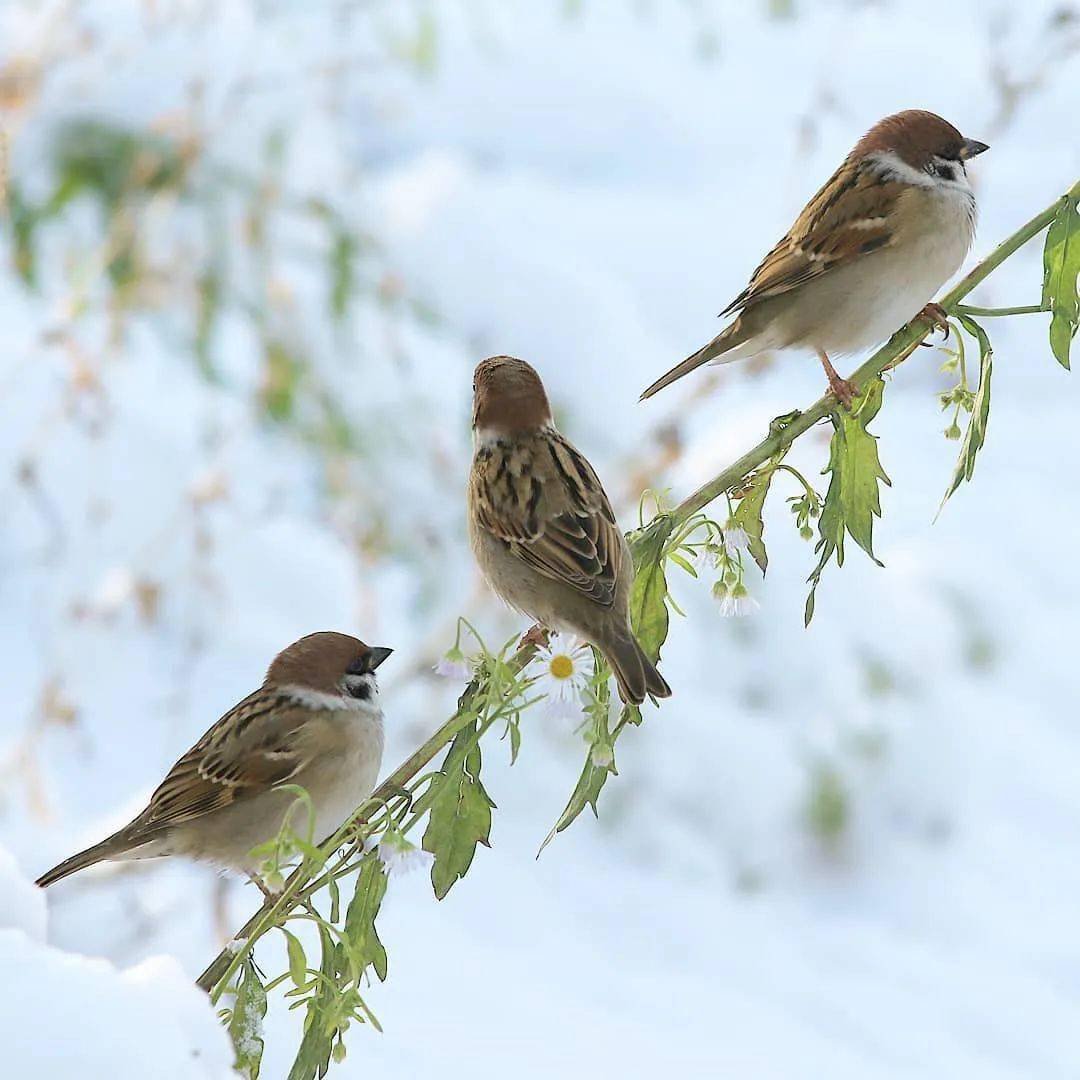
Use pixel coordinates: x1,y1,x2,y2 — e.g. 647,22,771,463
640,109,989,407
36,632,392,888
468,355,671,706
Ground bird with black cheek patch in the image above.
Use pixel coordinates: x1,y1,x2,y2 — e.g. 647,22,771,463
36,632,392,889
468,356,672,706
641,109,989,408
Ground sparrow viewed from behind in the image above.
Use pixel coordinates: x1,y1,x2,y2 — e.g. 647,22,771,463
36,632,392,888
468,356,671,706
641,109,989,407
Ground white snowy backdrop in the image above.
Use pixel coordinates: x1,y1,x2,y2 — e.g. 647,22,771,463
1,1,1078,1076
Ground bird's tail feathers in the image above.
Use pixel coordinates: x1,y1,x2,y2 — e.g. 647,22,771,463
605,635,672,706
35,830,145,888
639,317,751,401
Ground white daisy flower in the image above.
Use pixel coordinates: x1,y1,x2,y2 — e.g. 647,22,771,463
717,583,760,618
433,646,471,681
377,831,434,878
722,524,750,556
535,636,592,725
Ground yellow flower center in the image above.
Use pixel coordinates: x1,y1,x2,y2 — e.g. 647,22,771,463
548,653,575,680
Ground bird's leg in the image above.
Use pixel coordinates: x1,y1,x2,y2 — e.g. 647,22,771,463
816,349,856,410
519,624,550,650
918,302,951,338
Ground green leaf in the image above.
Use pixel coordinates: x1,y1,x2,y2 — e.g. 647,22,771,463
329,228,357,321
288,927,339,1080
540,749,617,851
342,853,388,982
627,515,674,661
1042,193,1080,370
540,666,619,850
282,929,309,990
939,315,993,509
228,958,267,1080
261,339,304,422
805,378,891,624
328,877,341,925
506,717,522,764
421,722,495,899
667,552,698,578
732,467,776,573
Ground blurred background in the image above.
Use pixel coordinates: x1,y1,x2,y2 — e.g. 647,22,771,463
1,1,1079,1076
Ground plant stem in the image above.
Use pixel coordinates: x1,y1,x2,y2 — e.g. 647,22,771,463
196,180,1077,1000
957,303,1048,317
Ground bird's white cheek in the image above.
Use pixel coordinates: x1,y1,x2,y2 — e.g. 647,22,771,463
281,685,356,711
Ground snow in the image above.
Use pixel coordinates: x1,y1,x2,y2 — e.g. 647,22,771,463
1,1,1079,1078
0,842,46,942
0,845,234,1077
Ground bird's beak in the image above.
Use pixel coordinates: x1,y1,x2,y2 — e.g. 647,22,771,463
959,138,989,160
367,646,393,670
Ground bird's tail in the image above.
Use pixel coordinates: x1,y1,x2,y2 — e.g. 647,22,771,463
35,832,135,888
604,634,672,706
639,317,750,401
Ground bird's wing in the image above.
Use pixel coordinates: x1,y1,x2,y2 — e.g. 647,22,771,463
721,160,905,316
137,690,315,831
471,431,623,607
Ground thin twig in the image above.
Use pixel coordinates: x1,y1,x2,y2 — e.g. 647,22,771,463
196,180,1078,998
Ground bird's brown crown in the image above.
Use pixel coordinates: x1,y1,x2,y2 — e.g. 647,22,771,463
853,110,971,170
472,355,553,434
265,632,371,692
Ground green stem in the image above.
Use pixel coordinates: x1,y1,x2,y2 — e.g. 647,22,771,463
196,179,1077,1000
957,303,1048,317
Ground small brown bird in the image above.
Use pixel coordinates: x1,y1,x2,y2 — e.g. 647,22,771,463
641,110,989,407
468,356,671,705
36,632,391,888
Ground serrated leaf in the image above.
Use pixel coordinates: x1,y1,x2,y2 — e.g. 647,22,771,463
342,853,388,982
732,467,776,573
421,722,495,899
805,377,891,624
1042,193,1080,370
228,958,267,1080
939,315,993,509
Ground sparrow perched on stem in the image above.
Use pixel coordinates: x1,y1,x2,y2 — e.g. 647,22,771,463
468,356,671,705
36,632,391,888
640,110,989,407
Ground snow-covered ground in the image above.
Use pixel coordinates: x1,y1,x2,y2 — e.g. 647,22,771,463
1,1,1079,1077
